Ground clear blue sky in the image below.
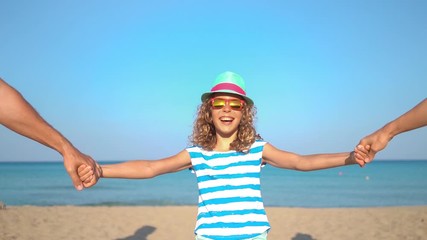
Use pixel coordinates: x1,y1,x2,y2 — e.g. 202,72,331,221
1,0,426,162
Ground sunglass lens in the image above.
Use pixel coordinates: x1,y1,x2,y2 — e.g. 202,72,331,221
229,100,243,110
212,99,226,109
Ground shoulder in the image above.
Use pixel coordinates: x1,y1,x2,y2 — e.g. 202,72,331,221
253,139,267,147
250,140,268,151
185,145,202,153
262,142,288,155
246,140,267,155
185,145,206,159
260,142,283,159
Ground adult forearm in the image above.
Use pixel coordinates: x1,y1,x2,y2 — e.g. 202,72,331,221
1,79,99,190
384,98,427,139
0,79,73,156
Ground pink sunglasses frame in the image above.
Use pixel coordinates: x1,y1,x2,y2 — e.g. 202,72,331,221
210,97,245,111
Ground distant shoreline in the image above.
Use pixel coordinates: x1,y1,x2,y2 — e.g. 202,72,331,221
2,202,427,208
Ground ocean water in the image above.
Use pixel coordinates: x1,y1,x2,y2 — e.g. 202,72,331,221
0,160,426,207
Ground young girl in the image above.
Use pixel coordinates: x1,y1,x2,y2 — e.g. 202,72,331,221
78,71,369,240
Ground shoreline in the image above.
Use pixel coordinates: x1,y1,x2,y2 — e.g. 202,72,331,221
3,203,427,208
1,205,426,240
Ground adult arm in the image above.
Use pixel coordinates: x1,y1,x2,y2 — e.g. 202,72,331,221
357,98,427,162
0,78,99,190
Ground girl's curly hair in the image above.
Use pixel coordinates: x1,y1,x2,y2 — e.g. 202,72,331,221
189,98,261,152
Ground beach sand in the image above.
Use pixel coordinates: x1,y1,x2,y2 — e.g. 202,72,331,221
1,205,426,240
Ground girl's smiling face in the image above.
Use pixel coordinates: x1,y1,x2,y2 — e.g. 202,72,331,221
210,93,245,139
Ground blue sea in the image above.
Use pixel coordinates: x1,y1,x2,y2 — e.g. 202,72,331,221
1,160,426,208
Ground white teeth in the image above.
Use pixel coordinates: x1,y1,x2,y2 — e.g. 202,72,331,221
220,117,234,122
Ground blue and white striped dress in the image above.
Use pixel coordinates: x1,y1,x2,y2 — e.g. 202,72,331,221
187,140,270,239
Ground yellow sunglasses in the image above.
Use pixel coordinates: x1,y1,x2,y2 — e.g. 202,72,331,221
210,97,245,111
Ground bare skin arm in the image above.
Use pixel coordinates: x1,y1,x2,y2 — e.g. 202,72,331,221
0,78,99,190
262,143,367,171
356,98,427,162
78,150,192,183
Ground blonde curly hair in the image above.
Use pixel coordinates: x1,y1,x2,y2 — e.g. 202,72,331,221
189,98,261,152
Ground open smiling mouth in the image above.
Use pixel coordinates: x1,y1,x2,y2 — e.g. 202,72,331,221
220,117,234,123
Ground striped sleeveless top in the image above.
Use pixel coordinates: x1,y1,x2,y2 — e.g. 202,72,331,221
187,140,270,239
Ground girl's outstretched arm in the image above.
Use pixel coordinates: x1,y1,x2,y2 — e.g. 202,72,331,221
262,143,368,171
100,150,191,179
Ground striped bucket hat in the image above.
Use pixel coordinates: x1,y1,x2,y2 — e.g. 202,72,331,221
201,71,254,105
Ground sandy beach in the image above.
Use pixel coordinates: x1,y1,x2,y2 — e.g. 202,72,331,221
1,205,426,240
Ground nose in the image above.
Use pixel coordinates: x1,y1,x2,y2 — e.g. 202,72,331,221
222,103,232,112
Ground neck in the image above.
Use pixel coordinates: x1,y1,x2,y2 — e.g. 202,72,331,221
214,133,237,152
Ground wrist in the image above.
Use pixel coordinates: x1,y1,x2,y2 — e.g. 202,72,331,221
99,165,107,178
345,151,357,165
380,123,397,141
52,132,76,155
99,166,104,178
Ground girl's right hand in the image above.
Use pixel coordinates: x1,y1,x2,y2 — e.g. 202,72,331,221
78,164,94,184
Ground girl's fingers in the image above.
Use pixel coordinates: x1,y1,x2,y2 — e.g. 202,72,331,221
77,164,94,182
